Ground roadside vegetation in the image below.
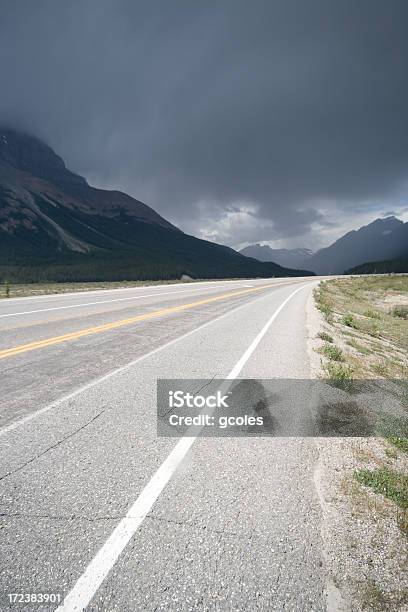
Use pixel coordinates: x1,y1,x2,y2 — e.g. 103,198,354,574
314,275,408,379
355,468,407,510
314,276,408,522
314,276,408,609
0,277,202,299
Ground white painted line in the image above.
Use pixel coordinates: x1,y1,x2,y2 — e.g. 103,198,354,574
0,285,250,318
0,280,298,438
0,278,258,304
226,284,306,379
56,283,307,612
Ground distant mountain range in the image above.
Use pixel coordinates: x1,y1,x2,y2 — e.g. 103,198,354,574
0,128,312,282
241,217,408,274
239,245,314,269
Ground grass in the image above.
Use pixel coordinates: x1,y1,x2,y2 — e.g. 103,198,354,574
367,322,381,338
346,338,372,355
392,305,408,320
314,284,334,321
354,468,408,509
364,308,381,319
398,510,408,537
0,278,204,299
315,275,408,546
384,447,398,460
317,331,333,343
371,362,388,376
323,361,353,389
342,313,358,328
321,343,344,361
315,276,408,379
388,437,408,453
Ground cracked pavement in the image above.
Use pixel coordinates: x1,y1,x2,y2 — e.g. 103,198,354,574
0,278,325,610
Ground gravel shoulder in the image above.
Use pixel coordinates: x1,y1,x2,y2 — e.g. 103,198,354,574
306,279,408,612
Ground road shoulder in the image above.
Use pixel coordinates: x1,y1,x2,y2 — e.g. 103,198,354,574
306,281,408,611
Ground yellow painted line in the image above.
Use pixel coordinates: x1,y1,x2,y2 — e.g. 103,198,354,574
0,280,299,360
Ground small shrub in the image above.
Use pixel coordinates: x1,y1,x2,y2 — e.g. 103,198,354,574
322,344,344,361
371,362,388,376
367,323,381,338
324,361,353,390
364,309,381,319
342,313,357,328
392,305,408,320
314,287,334,318
317,331,333,343
317,302,333,317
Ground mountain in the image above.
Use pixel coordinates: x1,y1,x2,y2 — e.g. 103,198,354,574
345,259,408,274
304,217,408,274
0,128,313,282
240,245,314,269
241,218,408,274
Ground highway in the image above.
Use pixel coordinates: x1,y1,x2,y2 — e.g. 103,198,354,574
0,277,326,611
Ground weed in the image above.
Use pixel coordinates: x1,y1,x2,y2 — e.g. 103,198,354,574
392,305,408,320
397,509,408,537
371,363,388,376
367,323,381,338
346,339,372,355
342,313,357,328
318,302,333,317
321,344,344,361
355,468,408,509
324,361,353,390
388,437,408,453
317,331,333,343
316,277,408,380
364,308,381,319
384,447,398,460
314,286,334,318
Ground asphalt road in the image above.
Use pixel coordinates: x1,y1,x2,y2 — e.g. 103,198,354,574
0,277,327,611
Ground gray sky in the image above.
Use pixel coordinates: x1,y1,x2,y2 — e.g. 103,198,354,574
1,0,408,249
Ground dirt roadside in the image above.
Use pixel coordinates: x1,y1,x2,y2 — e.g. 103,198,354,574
306,278,408,611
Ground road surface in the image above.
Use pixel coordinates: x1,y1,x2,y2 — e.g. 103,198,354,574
0,277,327,611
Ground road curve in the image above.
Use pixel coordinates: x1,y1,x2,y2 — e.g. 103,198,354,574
0,277,326,611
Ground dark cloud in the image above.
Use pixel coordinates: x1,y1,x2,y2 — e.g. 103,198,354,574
1,0,408,247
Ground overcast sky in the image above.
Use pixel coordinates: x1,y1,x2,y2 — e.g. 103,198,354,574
1,0,408,249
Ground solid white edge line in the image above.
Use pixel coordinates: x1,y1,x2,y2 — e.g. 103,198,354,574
56,283,308,612
0,278,262,304
0,284,251,318
0,280,305,438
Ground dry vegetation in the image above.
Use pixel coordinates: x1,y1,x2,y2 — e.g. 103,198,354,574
314,275,408,380
313,276,408,610
0,278,199,299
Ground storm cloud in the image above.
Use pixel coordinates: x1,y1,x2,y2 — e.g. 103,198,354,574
1,0,408,248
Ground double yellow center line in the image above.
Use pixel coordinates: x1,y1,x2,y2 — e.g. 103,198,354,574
0,282,289,360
